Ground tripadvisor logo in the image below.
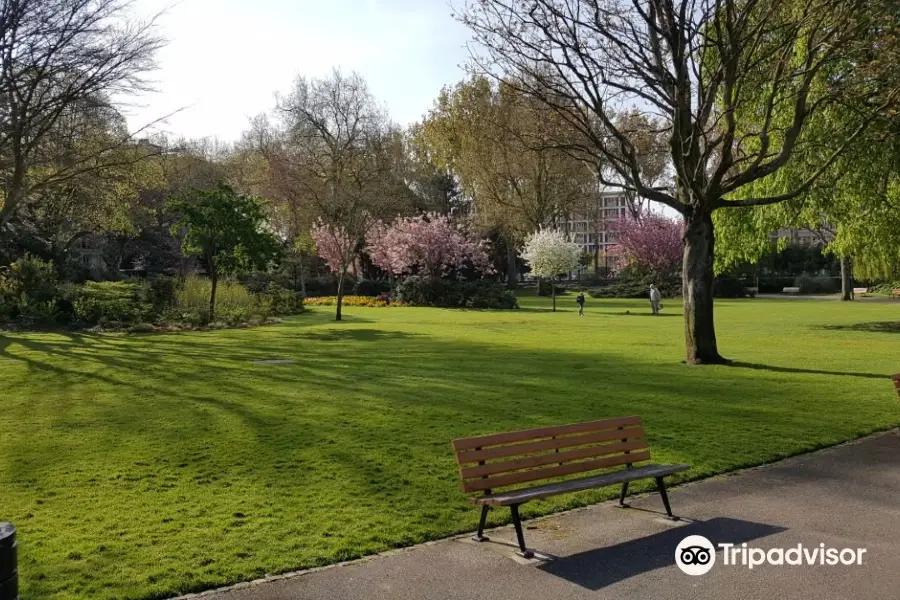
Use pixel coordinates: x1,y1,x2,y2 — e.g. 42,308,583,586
675,535,867,575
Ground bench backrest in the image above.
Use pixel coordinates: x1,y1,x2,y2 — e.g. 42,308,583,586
451,416,649,495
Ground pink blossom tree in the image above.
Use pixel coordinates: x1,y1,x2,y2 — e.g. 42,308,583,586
610,213,684,278
367,213,493,278
311,221,360,320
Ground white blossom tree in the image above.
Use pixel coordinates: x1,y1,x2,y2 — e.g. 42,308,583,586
520,229,581,312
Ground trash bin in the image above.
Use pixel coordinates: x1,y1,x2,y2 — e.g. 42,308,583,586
0,523,17,600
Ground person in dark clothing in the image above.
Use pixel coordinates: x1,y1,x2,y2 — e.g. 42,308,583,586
576,292,586,316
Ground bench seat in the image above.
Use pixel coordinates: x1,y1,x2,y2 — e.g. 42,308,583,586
472,462,690,506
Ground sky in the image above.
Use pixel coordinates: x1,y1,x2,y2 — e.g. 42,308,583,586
125,0,473,142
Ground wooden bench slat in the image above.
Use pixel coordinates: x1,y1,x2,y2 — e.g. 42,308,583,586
451,416,641,451
471,463,690,506
460,438,649,479
461,450,651,493
454,426,645,464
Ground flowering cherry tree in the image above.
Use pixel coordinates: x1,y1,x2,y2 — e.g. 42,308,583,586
311,220,359,319
520,228,581,311
367,213,493,278
610,213,684,277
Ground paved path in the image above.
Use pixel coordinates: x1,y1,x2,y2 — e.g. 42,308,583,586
184,431,900,600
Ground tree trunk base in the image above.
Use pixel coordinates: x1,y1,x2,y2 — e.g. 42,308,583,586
682,354,732,366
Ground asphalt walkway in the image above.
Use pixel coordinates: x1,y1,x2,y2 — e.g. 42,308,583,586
182,430,900,600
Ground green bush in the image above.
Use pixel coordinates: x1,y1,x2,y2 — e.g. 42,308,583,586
355,279,392,297
260,282,304,315
147,276,178,312
74,281,153,325
173,275,271,325
0,255,63,323
756,277,798,293
713,274,749,298
465,282,519,309
795,274,841,295
537,280,567,296
396,276,517,309
589,271,681,299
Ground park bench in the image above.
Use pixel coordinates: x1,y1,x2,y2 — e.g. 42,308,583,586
893,374,900,399
451,416,690,558
892,289,900,299
853,287,868,296
782,286,800,294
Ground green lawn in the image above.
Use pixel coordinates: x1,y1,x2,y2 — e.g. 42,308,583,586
1,296,899,599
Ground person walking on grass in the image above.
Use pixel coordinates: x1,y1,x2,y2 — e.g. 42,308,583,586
576,291,586,316
649,284,662,315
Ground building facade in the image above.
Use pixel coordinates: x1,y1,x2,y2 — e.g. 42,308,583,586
559,188,636,274
769,227,834,247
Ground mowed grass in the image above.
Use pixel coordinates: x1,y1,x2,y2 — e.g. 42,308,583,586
1,296,899,599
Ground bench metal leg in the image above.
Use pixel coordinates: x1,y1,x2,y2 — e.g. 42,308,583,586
655,477,679,521
472,505,489,542
617,481,630,507
509,504,533,558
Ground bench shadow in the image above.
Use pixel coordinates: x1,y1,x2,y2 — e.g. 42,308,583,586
539,516,786,591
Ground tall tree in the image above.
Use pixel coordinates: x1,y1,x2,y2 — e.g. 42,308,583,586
0,0,164,230
169,184,280,322
459,0,900,363
417,75,594,289
274,69,408,320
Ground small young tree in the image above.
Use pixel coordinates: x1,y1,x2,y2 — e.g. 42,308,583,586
366,213,493,278
611,213,685,279
310,220,359,319
520,229,581,311
170,184,280,322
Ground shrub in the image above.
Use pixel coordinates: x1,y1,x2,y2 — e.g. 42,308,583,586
305,296,393,307
173,275,262,325
355,279,392,297
304,275,357,297
536,279,567,296
465,282,519,309
756,277,797,293
588,271,681,299
73,281,153,325
395,276,517,309
795,274,841,295
261,283,305,315
713,274,748,298
0,254,62,323
147,276,178,312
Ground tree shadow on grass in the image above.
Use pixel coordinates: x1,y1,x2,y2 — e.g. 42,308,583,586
727,361,889,380
821,321,900,334
301,329,420,342
2,318,898,600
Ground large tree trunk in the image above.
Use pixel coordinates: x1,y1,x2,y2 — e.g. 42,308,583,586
208,270,218,324
682,210,726,364
506,243,517,289
840,255,853,301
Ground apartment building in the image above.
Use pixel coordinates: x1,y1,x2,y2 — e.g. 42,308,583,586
559,188,636,273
